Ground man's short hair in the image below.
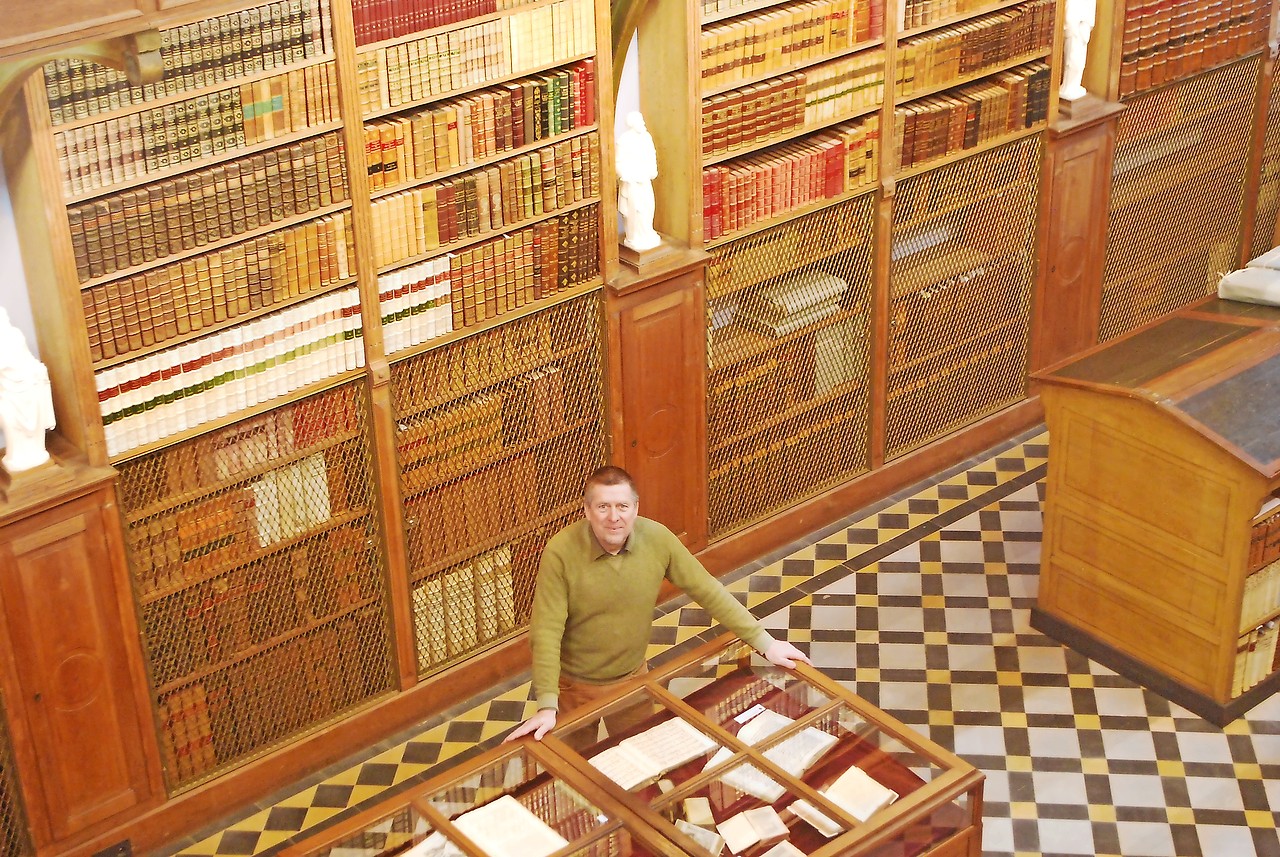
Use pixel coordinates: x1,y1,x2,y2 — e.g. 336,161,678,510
584,465,637,500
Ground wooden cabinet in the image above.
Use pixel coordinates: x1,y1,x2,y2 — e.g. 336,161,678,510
0,450,162,851
1033,298,1280,725
1030,98,1125,371
0,3,151,64
283,634,984,857
608,249,710,550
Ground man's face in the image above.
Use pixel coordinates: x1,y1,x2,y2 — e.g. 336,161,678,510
584,482,639,553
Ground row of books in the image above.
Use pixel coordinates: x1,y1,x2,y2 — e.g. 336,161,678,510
379,257,455,354
68,133,348,284
1250,503,1280,570
702,49,885,159
708,336,818,438
133,452,336,600
142,522,374,687
82,211,354,364
413,546,516,666
43,0,333,126
157,607,386,785
1242,558,1280,632
1233,620,1279,696
709,403,858,480
389,298,571,417
355,0,595,115
1118,0,1267,98
897,0,986,33
702,117,879,241
404,454,539,565
56,63,340,198
364,60,596,191
369,133,599,266
97,287,365,457
896,0,1055,98
445,204,601,328
117,384,360,511
698,0,881,92
353,0,536,44
400,392,503,489
894,61,1050,170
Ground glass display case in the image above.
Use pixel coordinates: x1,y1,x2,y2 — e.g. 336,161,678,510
285,635,983,856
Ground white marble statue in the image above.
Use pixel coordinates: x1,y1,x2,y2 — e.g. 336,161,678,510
0,308,55,472
1061,0,1097,101
616,111,661,252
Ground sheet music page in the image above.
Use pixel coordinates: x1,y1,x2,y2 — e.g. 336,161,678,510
762,727,839,777
451,794,570,857
622,716,719,771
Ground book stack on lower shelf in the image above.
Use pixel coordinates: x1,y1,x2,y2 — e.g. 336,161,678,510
115,382,395,791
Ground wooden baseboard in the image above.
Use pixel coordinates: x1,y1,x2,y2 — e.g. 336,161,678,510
1030,607,1280,727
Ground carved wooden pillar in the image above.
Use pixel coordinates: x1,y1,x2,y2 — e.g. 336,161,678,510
1031,97,1127,371
606,247,710,551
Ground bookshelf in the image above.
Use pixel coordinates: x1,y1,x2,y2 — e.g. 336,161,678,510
0,695,28,857
1034,301,1280,725
633,0,1060,538
1098,55,1262,342
391,293,605,675
0,0,614,845
1248,63,1280,262
1082,0,1271,104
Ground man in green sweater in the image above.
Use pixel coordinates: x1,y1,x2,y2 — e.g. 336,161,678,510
504,465,811,742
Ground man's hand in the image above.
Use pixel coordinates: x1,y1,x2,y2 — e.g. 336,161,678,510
502,708,557,743
763,639,812,669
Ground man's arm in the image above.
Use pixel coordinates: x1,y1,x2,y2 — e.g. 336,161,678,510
662,527,811,666
504,548,569,742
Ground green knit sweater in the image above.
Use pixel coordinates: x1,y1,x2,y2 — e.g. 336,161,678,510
529,516,775,710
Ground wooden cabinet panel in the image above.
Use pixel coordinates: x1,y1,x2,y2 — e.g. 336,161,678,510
0,490,156,844
610,262,708,550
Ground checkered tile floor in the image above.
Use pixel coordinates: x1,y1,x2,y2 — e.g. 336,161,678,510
165,430,1280,856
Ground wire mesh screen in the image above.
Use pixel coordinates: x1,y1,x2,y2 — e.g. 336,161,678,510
704,193,876,539
1249,74,1280,261
391,292,606,677
886,135,1042,459
1100,55,1260,342
0,691,32,857
115,380,395,793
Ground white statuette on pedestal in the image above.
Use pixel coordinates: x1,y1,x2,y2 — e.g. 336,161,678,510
0,308,55,473
1061,0,1097,102
616,111,662,252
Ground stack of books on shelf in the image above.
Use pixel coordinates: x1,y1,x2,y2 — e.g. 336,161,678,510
1249,498,1280,567
698,0,881,92
412,546,516,664
378,257,455,354
42,0,334,125
1234,620,1279,696
898,0,986,32
68,132,348,283
736,269,850,337
896,0,1055,97
82,210,355,363
352,0,539,44
355,0,595,114
895,60,1050,169
96,287,364,457
702,49,885,159
55,63,341,196
702,117,878,240
1118,0,1268,97
364,60,596,190
369,133,599,266
1241,558,1280,631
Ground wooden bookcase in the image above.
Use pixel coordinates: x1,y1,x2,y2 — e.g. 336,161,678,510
632,0,1062,537
0,0,615,849
1033,297,1280,725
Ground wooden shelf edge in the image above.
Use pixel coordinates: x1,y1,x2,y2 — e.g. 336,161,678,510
701,103,881,167
703,183,878,250
357,0,563,54
895,123,1047,182
896,0,1035,40
895,47,1051,105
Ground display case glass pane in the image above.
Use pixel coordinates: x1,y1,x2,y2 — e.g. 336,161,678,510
309,805,432,856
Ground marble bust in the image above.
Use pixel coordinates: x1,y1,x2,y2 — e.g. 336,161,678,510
0,308,55,472
616,111,662,252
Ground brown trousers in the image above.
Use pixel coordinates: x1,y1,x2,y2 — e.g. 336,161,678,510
557,664,650,749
